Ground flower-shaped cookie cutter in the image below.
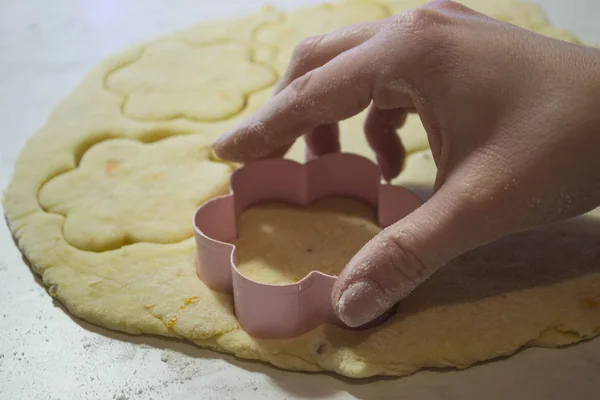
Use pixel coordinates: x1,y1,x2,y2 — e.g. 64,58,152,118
193,153,422,339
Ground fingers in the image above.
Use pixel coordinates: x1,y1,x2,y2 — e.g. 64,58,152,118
262,142,294,159
274,20,384,95
331,176,505,327
305,123,340,161
263,22,382,160
213,41,380,163
213,6,447,163
364,105,407,181
213,20,385,163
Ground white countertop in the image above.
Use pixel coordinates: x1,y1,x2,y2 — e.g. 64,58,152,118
2,1,600,399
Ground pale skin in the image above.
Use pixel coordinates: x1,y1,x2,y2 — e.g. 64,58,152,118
213,0,600,327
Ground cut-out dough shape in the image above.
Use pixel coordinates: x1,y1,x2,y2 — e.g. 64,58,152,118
39,134,232,251
106,40,277,121
5,0,600,379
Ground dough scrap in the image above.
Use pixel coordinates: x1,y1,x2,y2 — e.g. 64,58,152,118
5,0,600,379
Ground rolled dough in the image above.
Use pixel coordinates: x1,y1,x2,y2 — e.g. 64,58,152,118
4,0,600,378
233,197,381,284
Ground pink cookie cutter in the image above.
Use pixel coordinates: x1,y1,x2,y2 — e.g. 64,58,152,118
193,153,422,339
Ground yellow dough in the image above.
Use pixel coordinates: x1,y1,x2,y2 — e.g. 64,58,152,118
256,0,389,69
38,135,232,251
4,0,600,378
106,41,277,121
392,149,438,199
233,197,381,284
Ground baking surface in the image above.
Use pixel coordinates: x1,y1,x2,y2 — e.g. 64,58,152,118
1,0,600,399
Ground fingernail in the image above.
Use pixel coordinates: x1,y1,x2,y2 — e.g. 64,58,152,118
211,131,244,163
211,134,228,154
335,280,390,328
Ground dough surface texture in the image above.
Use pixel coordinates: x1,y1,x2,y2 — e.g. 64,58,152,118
4,0,600,378
233,197,381,284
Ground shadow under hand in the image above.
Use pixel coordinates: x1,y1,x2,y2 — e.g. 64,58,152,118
404,210,600,313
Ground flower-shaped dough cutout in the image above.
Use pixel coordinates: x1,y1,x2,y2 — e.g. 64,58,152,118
106,40,277,121
255,1,389,69
39,134,232,251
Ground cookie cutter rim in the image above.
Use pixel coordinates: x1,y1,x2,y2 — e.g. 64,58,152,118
193,153,423,339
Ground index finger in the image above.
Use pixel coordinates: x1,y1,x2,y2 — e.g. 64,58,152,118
213,41,380,163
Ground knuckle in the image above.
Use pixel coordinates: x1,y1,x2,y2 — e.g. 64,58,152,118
405,7,439,30
370,85,397,110
451,149,522,212
385,0,466,39
447,177,525,242
428,0,468,12
394,6,446,36
285,70,316,105
290,35,324,69
379,231,429,283
453,178,500,212
447,173,516,235
381,5,456,78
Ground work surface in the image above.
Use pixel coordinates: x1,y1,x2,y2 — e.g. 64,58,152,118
2,0,600,399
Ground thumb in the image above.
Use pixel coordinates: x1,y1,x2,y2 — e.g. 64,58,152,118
332,180,505,328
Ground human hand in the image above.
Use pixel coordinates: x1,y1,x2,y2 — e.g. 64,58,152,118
213,0,600,327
